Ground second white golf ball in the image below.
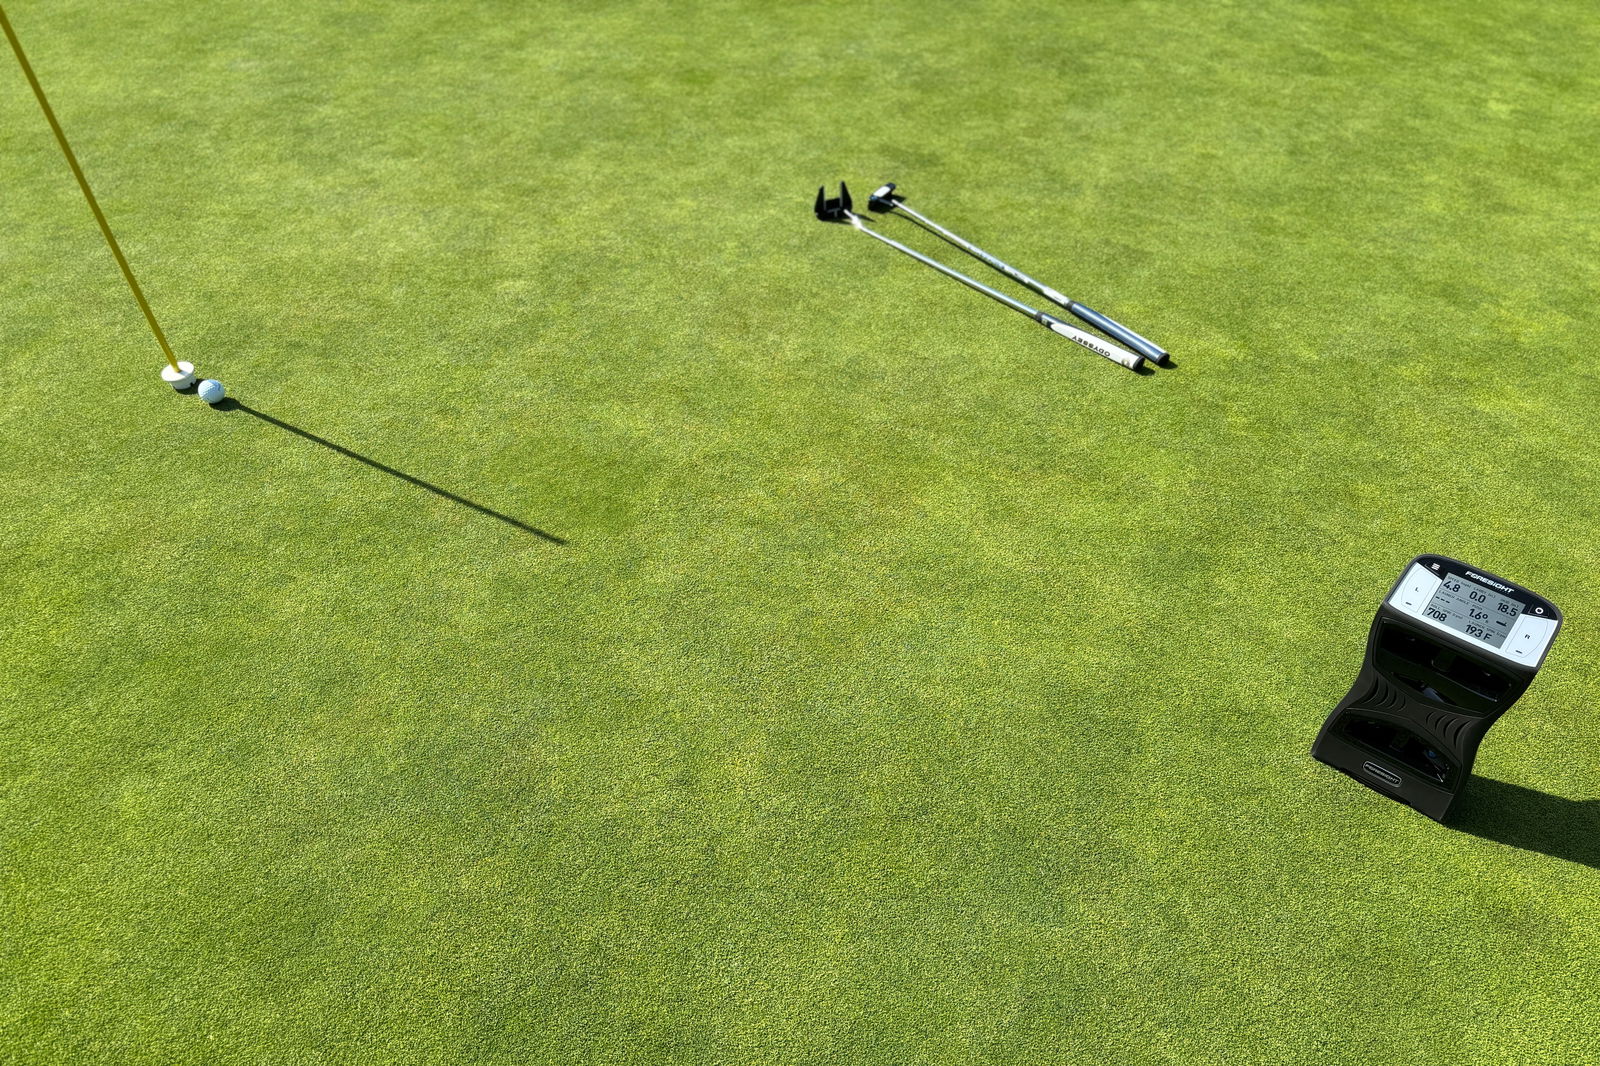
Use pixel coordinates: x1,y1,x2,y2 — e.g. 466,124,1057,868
197,379,226,404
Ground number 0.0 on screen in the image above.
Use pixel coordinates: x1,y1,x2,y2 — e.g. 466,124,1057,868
1422,575,1520,649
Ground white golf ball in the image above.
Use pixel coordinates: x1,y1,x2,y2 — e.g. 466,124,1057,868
197,379,226,404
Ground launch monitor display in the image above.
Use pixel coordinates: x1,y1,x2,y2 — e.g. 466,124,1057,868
1422,573,1520,648
1385,557,1559,666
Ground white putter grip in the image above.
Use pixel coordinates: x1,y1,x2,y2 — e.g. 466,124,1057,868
1044,318,1144,370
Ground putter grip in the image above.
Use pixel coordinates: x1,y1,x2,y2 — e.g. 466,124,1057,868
1044,319,1144,371
1067,302,1167,363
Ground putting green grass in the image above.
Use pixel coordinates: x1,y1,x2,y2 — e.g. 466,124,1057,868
3,0,1599,1061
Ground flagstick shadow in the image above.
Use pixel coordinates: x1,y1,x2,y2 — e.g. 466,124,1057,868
215,399,566,545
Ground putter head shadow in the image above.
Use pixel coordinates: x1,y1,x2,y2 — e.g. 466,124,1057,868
814,182,854,223
867,182,904,213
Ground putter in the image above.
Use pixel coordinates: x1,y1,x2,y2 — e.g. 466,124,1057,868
866,183,1168,365
815,184,1144,372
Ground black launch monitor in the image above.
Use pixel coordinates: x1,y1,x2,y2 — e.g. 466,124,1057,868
1312,554,1562,822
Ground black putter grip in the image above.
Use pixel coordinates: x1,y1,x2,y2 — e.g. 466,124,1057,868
1067,302,1167,363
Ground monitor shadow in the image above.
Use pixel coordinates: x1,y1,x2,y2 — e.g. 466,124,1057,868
1451,776,1600,869
215,399,566,545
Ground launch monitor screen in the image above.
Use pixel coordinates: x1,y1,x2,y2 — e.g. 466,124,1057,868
1386,557,1559,666
1422,573,1521,649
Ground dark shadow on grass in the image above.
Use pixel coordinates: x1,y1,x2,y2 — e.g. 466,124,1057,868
1450,777,1600,869
215,399,566,545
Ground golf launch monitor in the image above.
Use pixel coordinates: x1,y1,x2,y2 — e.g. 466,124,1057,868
1312,554,1562,822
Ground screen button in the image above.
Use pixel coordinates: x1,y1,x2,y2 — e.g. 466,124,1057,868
1389,564,1443,616
1503,615,1558,664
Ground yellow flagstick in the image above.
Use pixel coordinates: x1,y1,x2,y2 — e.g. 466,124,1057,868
1,3,193,386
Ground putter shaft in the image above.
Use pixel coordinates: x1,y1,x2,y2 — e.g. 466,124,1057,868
848,214,1143,371
881,192,1168,364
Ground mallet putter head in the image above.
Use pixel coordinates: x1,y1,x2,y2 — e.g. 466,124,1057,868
814,182,854,223
867,182,904,213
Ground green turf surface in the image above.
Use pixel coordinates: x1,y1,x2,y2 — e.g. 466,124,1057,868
3,0,1599,1061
